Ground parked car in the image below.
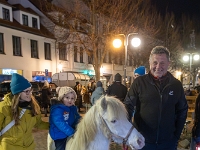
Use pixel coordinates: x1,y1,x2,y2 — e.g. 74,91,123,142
0,81,11,101
0,80,58,102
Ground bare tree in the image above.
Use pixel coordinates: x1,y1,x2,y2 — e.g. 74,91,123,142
34,0,198,81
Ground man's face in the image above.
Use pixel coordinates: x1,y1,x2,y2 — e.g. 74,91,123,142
149,53,170,78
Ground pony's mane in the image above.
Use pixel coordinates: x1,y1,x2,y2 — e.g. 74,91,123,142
66,103,97,149
66,96,127,149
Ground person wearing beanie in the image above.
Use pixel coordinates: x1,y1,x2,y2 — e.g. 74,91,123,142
41,80,51,117
114,73,122,82
107,73,127,102
0,73,49,150
90,81,105,105
134,66,146,78
49,86,81,150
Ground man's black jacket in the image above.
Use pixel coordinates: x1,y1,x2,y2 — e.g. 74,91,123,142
124,72,188,144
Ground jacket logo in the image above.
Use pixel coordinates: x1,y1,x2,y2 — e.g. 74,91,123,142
63,111,69,120
169,91,173,95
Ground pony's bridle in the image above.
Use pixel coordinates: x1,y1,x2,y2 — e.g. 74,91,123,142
99,115,136,150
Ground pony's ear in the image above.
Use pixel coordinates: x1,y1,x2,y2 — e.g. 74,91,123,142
100,97,107,110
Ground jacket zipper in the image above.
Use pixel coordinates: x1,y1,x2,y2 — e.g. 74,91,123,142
155,83,171,144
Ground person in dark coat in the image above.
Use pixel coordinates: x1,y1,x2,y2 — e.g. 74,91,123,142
87,78,96,95
41,80,51,117
73,82,82,112
107,73,127,102
124,46,188,150
90,81,105,105
191,75,200,149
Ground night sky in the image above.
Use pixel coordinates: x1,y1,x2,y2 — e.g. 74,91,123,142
151,0,200,19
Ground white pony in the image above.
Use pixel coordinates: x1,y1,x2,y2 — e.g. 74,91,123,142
48,96,145,150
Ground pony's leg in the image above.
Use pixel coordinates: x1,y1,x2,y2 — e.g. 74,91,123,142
47,133,56,150
86,103,88,112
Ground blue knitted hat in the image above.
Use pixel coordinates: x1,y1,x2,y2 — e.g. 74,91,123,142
10,73,31,95
134,66,146,76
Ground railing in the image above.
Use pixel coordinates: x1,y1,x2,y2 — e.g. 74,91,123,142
186,95,197,120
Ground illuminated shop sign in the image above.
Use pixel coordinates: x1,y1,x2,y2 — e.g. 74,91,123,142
2,69,17,75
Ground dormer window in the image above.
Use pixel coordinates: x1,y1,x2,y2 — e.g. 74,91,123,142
0,33,4,54
32,17,38,29
2,8,10,21
22,14,28,26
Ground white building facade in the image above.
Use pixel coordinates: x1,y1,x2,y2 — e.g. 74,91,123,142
0,0,136,86
0,0,56,81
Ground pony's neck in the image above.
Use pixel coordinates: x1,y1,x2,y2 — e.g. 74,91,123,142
87,130,110,150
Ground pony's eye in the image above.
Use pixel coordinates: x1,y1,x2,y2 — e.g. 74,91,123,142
111,120,116,123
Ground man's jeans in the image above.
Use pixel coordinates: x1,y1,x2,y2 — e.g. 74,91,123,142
54,138,67,150
190,137,200,150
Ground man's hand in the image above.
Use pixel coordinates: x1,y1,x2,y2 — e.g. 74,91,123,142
196,142,200,149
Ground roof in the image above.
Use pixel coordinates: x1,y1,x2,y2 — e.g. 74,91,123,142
12,4,39,16
29,0,89,24
29,0,64,13
0,18,55,39
0,0,55,39
0,0,13,7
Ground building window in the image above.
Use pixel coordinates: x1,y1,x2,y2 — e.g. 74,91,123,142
30,40,38,58
22,14,28,26
88,52,93,64
44,43,51,60
0,33,4,54
12,36,22,56
32,17,38,29
74,46,78,62
2,8,10,21
80,47,83,63
59,43,67,60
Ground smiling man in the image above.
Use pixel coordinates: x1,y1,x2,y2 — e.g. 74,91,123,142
124,46,188,150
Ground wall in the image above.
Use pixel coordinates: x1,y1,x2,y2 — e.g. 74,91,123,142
0,25,56,81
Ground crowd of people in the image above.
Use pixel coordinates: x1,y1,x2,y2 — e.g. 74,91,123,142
2,45,200,150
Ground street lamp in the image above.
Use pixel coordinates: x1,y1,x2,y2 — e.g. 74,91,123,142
113,33,141,85
182,53,200,88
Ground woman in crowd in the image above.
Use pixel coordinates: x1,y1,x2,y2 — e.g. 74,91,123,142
0,73,49,150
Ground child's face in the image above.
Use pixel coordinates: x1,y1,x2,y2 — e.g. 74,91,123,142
63,93,75,106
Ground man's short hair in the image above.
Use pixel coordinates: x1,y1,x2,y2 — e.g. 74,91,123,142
149,46,170,61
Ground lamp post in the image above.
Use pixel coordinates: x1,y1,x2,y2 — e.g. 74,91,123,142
182,53,200,88
113,33,141,85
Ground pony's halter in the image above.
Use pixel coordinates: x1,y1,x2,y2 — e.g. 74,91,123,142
99,115,136,150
